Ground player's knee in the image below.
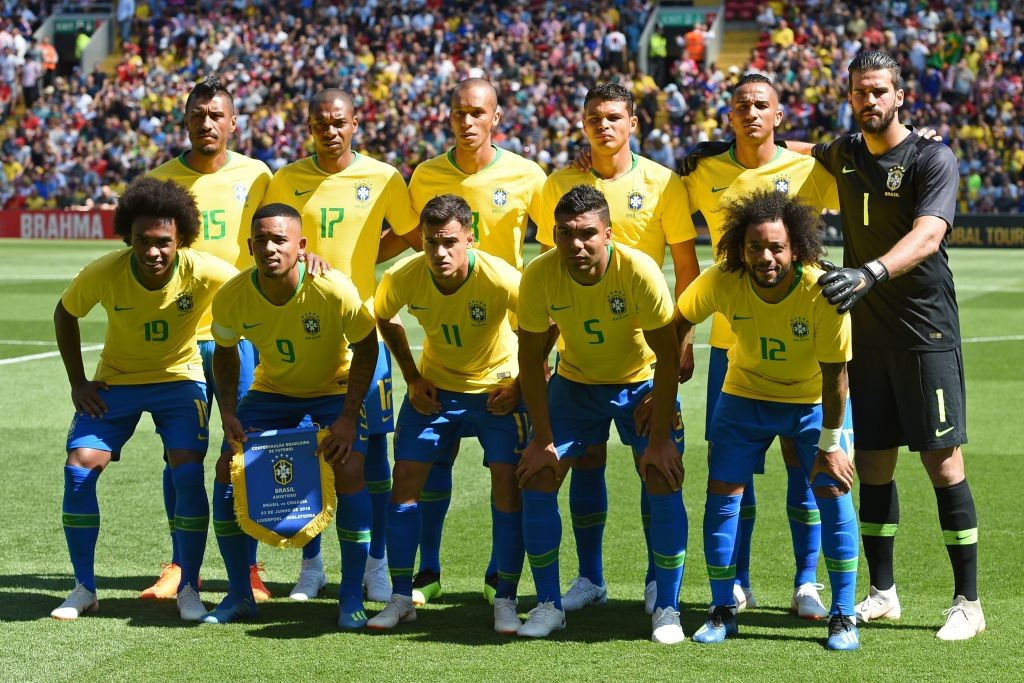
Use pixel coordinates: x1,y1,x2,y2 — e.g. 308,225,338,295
166,449,204,468
780,437,799,466
65,448,109,472
644,468,677,495
334,455,366,494
920,446,965,487
854,448,897,484
390,460,428,503
812,484,843,499
490,464,521,512
576,444,608,469
521,468,560,493
707,479,744,496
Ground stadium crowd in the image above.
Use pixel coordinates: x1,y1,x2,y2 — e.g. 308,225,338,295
1,0,1023,214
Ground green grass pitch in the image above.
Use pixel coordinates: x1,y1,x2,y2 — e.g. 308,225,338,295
0,240,1021,681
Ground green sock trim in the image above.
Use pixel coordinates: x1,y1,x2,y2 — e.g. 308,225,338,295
420,489,452,503
337,528,372,543
861,521,898,537
366,478,393,495
166,519,176,534
62,513,100,528
571,511,607,529
942,528,978,545
653,549,686,570
498,571,521,583
739,505,757,521
707,564,736,581
390,567,414,578
174,515,209,533
787,506,821,524
527,547,559,569
824,556,858,573
212,519,242,537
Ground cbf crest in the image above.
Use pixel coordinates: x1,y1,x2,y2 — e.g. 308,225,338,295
468,300,487,325
273,455,294,486
886,165,905,194
627,192,644,212
176,292,194,313
233,183,248,204
302,312,321,338
608,290,628,319
492,188,508,208
355,183,372,204
774,176,791,194
790,316,810,340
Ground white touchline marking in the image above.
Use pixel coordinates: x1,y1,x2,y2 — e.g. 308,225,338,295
0,344,102,366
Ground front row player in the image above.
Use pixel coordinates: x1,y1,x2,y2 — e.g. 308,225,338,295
51,177,238,621
205,203,380,627
675,190,861,650
516,185,688,644
367,194,528,634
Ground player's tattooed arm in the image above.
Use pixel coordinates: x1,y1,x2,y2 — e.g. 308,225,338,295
54,301,108,417
810,361,853,494
213,343,246,444
377,314,440,415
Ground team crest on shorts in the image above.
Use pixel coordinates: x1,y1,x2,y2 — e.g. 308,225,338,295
468,300,487,324
774,176,790,193
608,290,628,319
233,183,248,203
886,165,905,193
790,316,810,340
492,188,508,207
355,183,372,204
273,456,293,486
176,293,194,313
302,312,321,337
627,192,644,211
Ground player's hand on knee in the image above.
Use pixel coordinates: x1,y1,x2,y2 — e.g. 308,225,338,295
409,377,441,415
677,140,732,176
486,382,520,416
638,440,684,491
319,417,357,464
818,260,887,313
71,380,109,417
809,448,854,493
515,440,560,488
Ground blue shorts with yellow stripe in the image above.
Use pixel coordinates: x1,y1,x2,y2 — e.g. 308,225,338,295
363,341,395,435
224,390,369,456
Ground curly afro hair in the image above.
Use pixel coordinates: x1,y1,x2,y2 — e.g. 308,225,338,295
715,188,826,273
113,176,202,247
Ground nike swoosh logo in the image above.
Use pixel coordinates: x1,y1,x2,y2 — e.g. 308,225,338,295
294,189,315,196
551,304,572,311
711,186,728,193
955,532,972,541
410,305,428,310
673,432,685,444
242,322,263,329
113,305,133,312
732,314,753,320
935,426,955,437
842,166,856,174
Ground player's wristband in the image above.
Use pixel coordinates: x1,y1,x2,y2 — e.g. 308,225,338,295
817,427,843,453
864,259,889,282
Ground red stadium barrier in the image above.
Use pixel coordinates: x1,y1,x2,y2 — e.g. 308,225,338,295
0,210,116,239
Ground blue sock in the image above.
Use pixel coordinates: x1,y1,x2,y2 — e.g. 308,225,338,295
162,464,180,566
705,492,742,607
337,488,372,613
211,480,252,599
418,463,452,573
363,434,391,561
303,533,322,560
385,502,419,596
816,493,858,616
569,465,606,585
485,499,498,577
62,465,101,592
735,479,756,588
522,489,562,608
786,465,821,586
640,480,654,584
248,538,258,566
648,491,687,610
493,507,524,600
170,462,209,591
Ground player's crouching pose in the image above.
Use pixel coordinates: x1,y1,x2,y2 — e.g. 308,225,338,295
367,194,529,634
52,176,238,622
516,185,688,644
204,203,379,628
676,190,860,650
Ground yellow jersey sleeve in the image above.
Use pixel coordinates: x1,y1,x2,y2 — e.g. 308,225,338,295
61,248,236,385
213,268,375,397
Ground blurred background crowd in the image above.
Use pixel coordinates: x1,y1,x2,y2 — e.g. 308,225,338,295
2,0,1023,214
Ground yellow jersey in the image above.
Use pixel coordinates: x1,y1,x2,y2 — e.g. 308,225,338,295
518,243,674,385
262,153,419,302
211,267,376,398
61,248,237,385
536,154,695,266
409,146,546,271
683,145,838,349
375,250,520,393
676,263,851,404
149,151,272,340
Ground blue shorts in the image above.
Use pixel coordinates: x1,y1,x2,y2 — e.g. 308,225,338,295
225,390,368,456
363,342,395,435
66,381,210,460
708,393,843,488
706,346,854,455
199,339,258,408
548,374,685,459
393,389,529,466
